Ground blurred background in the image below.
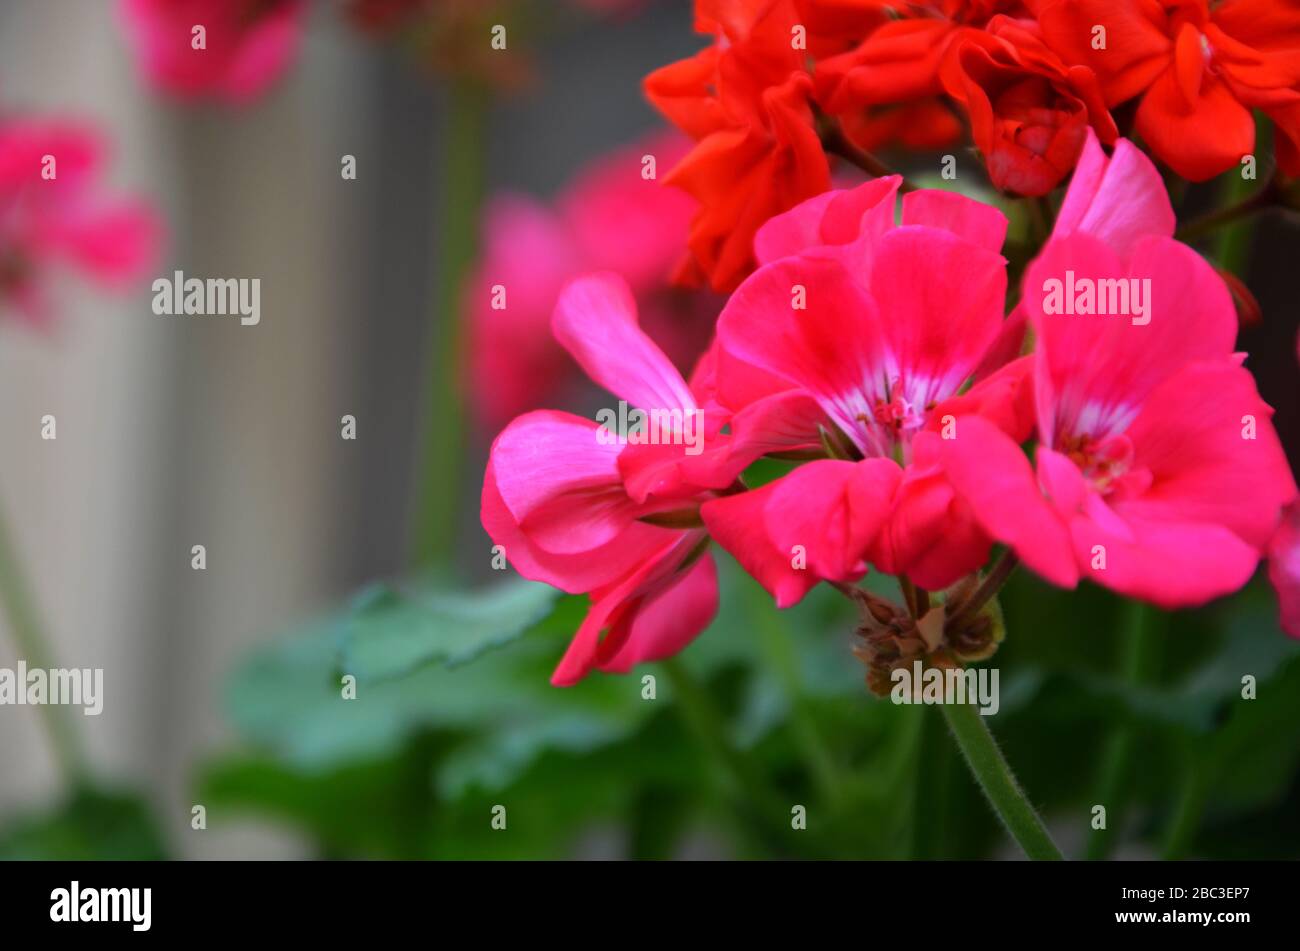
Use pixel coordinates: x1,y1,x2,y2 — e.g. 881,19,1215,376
0,0,1297,861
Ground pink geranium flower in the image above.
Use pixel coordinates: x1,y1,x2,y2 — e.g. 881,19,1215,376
1270,503,1300,638
0,119,161,328
119,0,306,104
699,177,1035,600
939,136,1296,607
467,133,714,428
482,273,734,685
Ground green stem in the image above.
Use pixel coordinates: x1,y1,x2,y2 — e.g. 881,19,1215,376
411,81,488,568
1175,181,1275,245
948,550,1019,632
1162,751,1209,860
1085,601,1160,860
940,700,1064,860
820,125,918,192
0,495,86,783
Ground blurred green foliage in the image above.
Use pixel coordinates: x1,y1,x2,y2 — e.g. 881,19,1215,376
0,786,167,860
187,557,1300,860
4,554,1297,860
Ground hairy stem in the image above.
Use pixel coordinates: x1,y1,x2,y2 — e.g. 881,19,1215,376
941,700,1064,860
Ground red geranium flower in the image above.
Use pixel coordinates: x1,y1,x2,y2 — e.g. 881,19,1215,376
645,0,832,292
813,1,1027,153
945,15,1117,195
1037,0,1300,180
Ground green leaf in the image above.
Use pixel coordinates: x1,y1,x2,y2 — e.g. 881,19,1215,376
341,577,562,681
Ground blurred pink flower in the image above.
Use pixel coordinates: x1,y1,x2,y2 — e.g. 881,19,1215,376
119,0,306,104
467,132,715,427
1270,503,1300,638
0,118,162,329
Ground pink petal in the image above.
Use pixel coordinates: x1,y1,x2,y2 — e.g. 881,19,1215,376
549,538,689,686
481,457,673,594
901,189,1009,253
926,354,1036,444
869,226,1008,401
1068,507,1262,608
937,415,1080,588
1120,360,1297,550
726,389,830,463
552,272,696,412
560,132,695,291
1053,132,1175,259
701,482,822,608
752,191,840,265
765,459,901,586
598,551,719,673
752,176,900,265
488,410,642,553
971,303,1028,383
45,201,162,284
1026,233,1237,445
718,256,889,450
874,440,992,590
1268,503,1300,637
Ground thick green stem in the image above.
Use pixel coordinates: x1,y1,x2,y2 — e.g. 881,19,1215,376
412,81,488,568
0,495,86,783
1086,601,1160,860
941,700,1064,860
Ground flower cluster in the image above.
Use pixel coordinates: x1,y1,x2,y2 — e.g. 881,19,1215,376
646,0,1300,291
0,117,161,328
482,127,1299,686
